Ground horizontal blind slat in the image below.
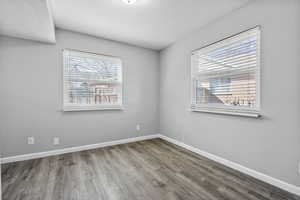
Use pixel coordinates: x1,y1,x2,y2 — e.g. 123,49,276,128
191,28,260,111
63,50,123,108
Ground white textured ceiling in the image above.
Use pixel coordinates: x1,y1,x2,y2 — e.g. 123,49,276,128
50,0,250,49
0,0,251,49
0,0,55,43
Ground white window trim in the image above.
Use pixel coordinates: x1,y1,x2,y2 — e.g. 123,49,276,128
62,49,124,112
63,104,124,112
190,26,261,118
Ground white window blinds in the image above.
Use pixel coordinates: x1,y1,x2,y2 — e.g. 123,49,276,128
191,27,260,117
63,49,123,111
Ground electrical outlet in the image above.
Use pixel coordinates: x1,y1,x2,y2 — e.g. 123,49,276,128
53,137,60,145
136,124,140,131
298,162,300,175
27,137,35,145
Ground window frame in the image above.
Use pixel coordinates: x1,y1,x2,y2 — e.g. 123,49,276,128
190,26,261,118
62,49,124,112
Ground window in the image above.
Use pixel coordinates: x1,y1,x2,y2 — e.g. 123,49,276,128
63,49,123,111
191,27,260,117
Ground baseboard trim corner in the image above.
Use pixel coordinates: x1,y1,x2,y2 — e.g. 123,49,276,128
0,134,160,164
158,134,300,197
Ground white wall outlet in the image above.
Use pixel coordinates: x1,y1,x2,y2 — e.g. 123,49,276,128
298,161,300,174
53,137,60,145
136,124,140,131
27,137,35,145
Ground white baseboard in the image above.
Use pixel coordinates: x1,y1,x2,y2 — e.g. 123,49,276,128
158,134,300,197
0,134,160,164
1,133,300,196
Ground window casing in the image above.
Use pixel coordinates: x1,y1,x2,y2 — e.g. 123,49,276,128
191,27,261,117
63,49,123,111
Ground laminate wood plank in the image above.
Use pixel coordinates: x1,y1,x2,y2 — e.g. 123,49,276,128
2,139,300,200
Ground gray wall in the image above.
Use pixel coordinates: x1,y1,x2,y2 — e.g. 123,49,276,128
0,29,160,157
159,0,300,187
1,0,300,190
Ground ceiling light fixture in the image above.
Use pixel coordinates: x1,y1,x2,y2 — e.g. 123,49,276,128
122,0,137,4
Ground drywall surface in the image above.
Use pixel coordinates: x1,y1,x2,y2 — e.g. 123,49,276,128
159,0,300,186
0,29,160,157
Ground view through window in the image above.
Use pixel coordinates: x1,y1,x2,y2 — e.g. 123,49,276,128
63,50,122,111
191,27,260,116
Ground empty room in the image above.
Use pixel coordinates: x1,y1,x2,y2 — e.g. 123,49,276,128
0,0,300,199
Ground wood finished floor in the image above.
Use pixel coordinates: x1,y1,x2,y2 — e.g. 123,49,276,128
2,139,300,200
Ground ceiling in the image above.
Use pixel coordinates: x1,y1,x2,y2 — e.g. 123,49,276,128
0,0,251,50
0,0,55,43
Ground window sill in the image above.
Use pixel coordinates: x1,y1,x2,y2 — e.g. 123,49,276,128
63,105,124,112
190,106,260,118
